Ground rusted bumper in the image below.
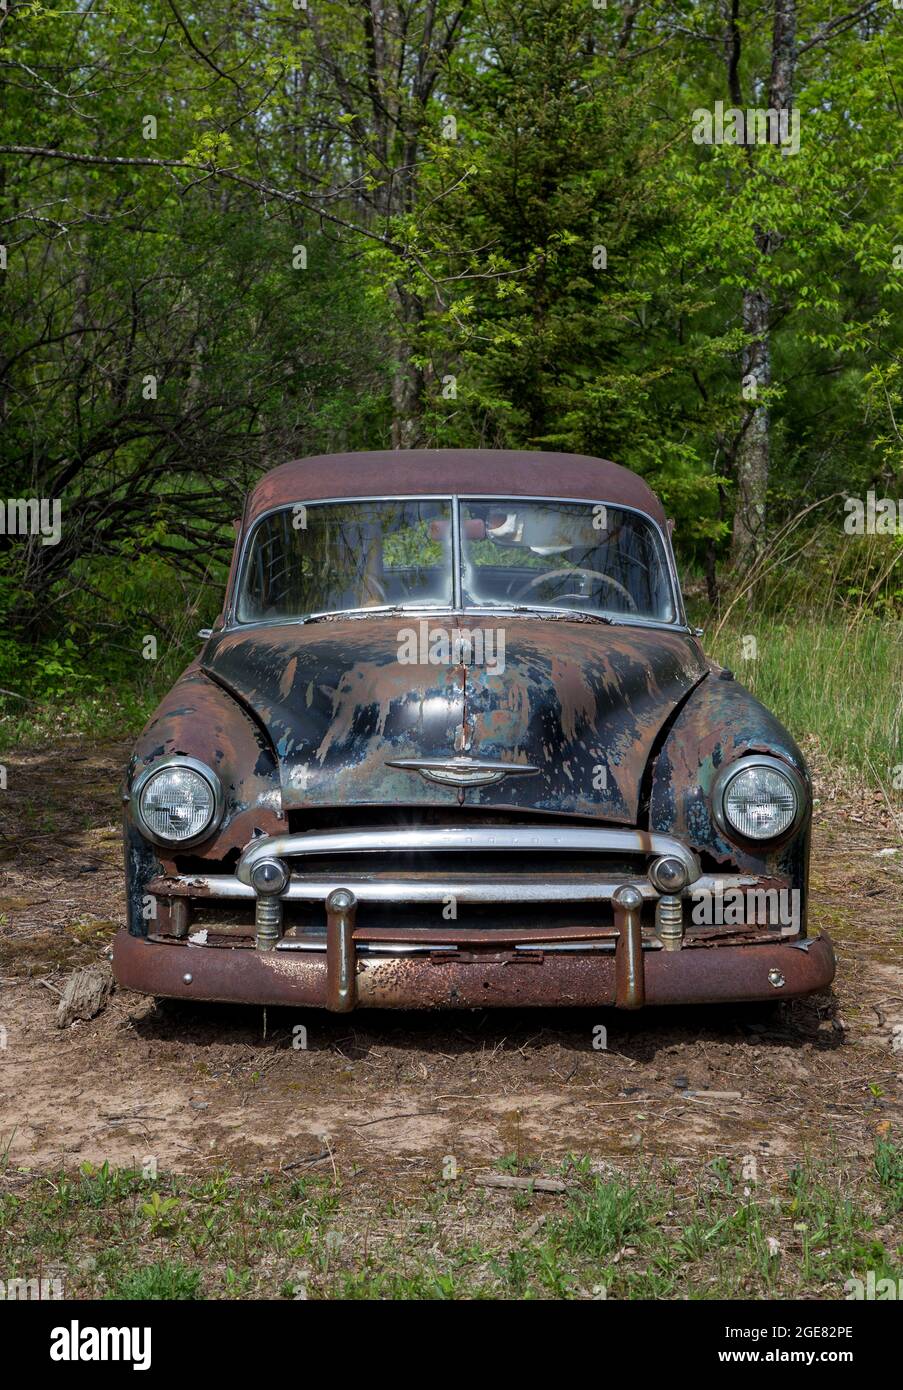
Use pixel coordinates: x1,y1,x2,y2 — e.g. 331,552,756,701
113,928,835,1011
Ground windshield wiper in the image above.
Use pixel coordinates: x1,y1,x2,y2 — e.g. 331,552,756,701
491,603,617,625
294,605,411,626
543,609,617,625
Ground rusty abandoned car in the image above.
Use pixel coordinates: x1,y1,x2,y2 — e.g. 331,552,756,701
113,450,836,1012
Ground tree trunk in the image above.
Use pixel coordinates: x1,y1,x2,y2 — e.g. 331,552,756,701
388,287,424,450
730,0,796,569
732,287,772,564
390,348,424,449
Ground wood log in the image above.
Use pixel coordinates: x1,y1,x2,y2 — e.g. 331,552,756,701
56,965,114,1028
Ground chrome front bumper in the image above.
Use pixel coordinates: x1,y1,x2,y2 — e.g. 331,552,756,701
116,826,826,1010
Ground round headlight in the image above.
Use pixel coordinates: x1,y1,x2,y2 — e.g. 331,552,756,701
718,760,802,841
134,760,222,845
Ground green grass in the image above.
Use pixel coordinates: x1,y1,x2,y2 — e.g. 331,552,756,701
689,524,902,786
874,1137,903,1214
705,616,902,784
1,1144,899,1300
107,1261,202,1300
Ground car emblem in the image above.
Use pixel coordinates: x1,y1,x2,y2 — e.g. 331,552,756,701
386,755,539,789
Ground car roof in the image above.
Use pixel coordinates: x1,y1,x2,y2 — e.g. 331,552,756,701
245,450,667,529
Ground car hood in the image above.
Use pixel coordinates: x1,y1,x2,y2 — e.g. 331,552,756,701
202,616,707,823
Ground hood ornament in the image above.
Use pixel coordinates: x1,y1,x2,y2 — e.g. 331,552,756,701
386,755,539,789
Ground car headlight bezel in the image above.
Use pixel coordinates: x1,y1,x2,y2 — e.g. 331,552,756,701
131,756,224,847
712,754,807,844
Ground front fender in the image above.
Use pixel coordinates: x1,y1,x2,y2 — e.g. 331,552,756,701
124,664,284,932
648,670,810,895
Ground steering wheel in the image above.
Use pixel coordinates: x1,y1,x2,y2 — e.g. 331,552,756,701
513,566,638,613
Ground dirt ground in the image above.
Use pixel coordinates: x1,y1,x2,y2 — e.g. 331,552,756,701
1,740,901,1184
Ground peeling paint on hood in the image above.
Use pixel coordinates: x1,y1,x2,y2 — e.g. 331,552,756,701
203,616,707,822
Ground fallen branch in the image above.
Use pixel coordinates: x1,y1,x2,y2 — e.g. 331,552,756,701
281,1151,330,1171
476,1174,569,1194
0,686,39,705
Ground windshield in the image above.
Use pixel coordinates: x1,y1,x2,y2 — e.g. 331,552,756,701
461,499,674,621
237,499,452,622
237,496,676,624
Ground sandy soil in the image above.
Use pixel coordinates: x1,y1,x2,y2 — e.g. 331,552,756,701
1,741,901,1184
